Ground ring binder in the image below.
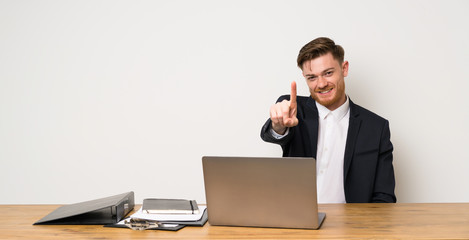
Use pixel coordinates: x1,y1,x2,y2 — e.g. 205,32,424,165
33,192,135,225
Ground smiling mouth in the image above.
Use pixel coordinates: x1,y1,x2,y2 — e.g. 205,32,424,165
318,89,333,94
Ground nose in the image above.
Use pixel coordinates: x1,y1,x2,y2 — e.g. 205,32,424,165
317,76,328,89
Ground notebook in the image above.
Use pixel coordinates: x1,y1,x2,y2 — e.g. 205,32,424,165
142,198,199,214
202,156,325,229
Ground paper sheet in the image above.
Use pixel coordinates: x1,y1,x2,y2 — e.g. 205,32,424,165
130,206,207,222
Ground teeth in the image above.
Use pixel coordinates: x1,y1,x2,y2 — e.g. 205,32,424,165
320,89,332,94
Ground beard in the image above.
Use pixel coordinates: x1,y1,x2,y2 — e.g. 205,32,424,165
310,80,346,110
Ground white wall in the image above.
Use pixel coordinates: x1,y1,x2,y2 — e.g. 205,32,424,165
1,0,468,204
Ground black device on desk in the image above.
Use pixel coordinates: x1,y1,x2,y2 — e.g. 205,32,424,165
33,191,135,225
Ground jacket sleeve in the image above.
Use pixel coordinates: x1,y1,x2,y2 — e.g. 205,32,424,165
371,120,397,203
260,119,294,146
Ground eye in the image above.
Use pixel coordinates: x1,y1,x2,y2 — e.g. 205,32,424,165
307,76,317,81
324,71,333,77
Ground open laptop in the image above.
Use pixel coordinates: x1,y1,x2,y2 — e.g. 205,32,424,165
202,156,326,229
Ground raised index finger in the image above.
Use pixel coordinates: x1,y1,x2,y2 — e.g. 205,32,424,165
290,81,297,108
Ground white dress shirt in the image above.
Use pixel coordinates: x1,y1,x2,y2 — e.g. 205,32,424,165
315,97,350,203
270,97,350,203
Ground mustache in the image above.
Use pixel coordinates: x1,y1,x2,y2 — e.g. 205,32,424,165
314,87,333,93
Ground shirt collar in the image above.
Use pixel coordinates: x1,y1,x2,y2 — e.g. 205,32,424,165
316,96,350,121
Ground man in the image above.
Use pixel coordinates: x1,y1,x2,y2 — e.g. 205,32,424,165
260,37,396,203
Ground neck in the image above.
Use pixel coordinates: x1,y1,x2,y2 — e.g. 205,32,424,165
326,94,347,111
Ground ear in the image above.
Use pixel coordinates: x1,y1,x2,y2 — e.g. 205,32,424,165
342,61,349,77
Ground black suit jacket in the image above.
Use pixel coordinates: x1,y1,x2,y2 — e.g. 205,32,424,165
261,95,396,203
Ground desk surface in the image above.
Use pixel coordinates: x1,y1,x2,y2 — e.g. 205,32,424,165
1,203,468,239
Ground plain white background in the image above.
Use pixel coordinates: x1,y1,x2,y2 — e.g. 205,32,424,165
1,0,468,204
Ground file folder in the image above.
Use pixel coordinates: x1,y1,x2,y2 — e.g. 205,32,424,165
34,191,135,225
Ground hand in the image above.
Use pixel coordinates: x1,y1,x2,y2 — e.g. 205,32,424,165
269,81,298,135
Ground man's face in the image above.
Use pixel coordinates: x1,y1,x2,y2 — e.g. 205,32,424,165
302,52,349,111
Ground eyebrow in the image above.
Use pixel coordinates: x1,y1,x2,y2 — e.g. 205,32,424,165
305,67,335,77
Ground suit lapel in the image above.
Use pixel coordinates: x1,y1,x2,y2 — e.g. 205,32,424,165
344,100,361,180
305,97,361,177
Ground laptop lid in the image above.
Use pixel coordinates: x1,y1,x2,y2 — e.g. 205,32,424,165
202,156,325,229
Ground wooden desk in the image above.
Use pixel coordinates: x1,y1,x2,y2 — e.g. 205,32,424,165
1,203,468,239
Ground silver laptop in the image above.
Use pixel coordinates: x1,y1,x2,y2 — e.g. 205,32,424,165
202,156,326,229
